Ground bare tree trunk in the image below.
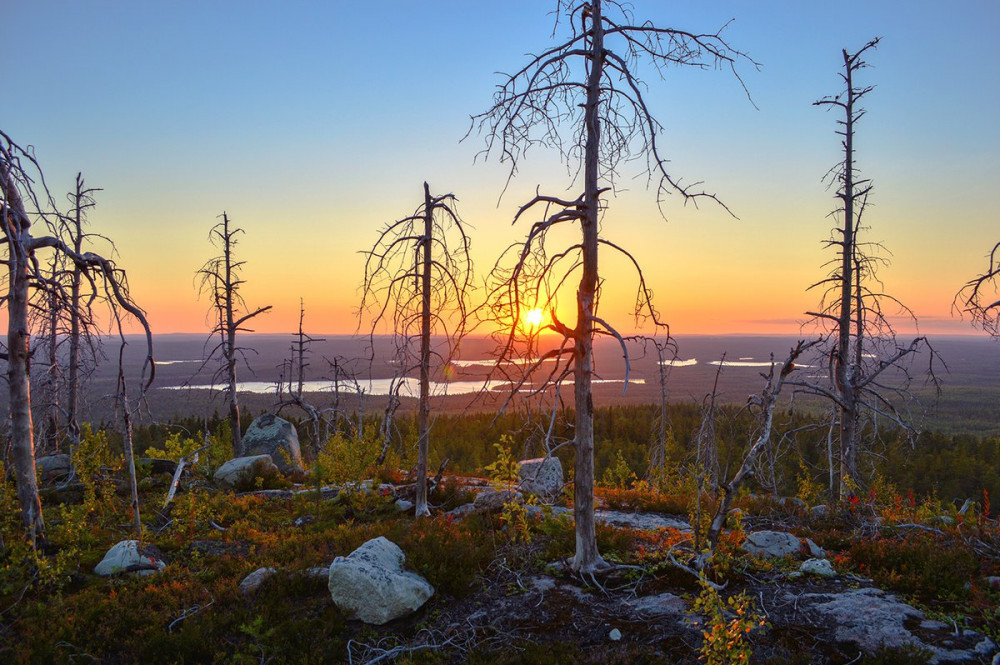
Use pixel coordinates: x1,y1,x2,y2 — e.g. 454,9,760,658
415,182,433,518
8,236,45,542
42,256,61,454
570,1,607,572
66,175,87,452
223,215,243,457
118,345,142,538
834,47,859,501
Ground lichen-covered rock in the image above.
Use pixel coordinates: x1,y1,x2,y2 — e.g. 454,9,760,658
328,537,434,625
94,540,166,576
36,454,72,483
214,455,280,488
518,457,563,501
473,489,523,513
242,413,304,473
239,567,277,595
794,587,996,663
742,530,802,558
800,558,836,578
628,592,687,617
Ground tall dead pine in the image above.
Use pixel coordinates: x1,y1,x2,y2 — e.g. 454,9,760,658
361,182,472,517
472,0,753,572
797,40,932,500
196,213,271,458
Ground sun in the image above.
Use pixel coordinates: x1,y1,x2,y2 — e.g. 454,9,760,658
523,308,544,328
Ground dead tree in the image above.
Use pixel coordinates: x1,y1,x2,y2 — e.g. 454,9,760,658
277,300,329,454
471,0,753,572
795,39,933,500
196,213,271,458
63,174,103,451
1,130,154,544
956,242,1000,337
360,182,473,517
704,341,816,558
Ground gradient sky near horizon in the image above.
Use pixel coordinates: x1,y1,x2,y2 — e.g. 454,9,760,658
6,1,999,337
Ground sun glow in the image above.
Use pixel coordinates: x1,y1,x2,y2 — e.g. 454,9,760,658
523,308,544,328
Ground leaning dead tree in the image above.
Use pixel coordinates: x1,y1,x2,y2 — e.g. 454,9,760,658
794,39,933,500
1,130,154,544
360,182,473,517
703,341,817,559
472,0,753,572
956,243,1000,338
196,213,271,458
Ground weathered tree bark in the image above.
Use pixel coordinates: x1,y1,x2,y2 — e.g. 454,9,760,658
5,202,45,541
570,0,606,571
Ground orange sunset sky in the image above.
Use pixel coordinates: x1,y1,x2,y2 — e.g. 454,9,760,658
6,1,999,338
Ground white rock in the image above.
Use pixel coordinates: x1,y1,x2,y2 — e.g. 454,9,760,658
809,504,829,520
240,567,277,595
328,537,434,625
518,457,563,501
94,540,166,576
214,455,280,488
800,558,836,578
395,499,414,513
608,628,622,641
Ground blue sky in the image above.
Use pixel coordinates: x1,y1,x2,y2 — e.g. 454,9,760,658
6,1,999,334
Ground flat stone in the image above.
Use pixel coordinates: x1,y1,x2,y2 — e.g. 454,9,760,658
628,592,687,617
742,530,802,558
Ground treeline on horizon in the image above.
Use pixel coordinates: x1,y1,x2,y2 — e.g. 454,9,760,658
128,402,1000,516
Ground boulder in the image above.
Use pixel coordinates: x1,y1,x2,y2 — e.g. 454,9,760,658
800,558,836,578
809,504,828,520
94,540,166,576
518,457,563,501
328,537,434,625
240,567,277,595
473,489,523,513
36,454,72,483
742,530,802,558
242,413,304,473
214,455,280,488
805,538,826,559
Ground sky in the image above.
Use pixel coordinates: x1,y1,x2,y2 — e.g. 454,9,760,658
6,1,999,338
